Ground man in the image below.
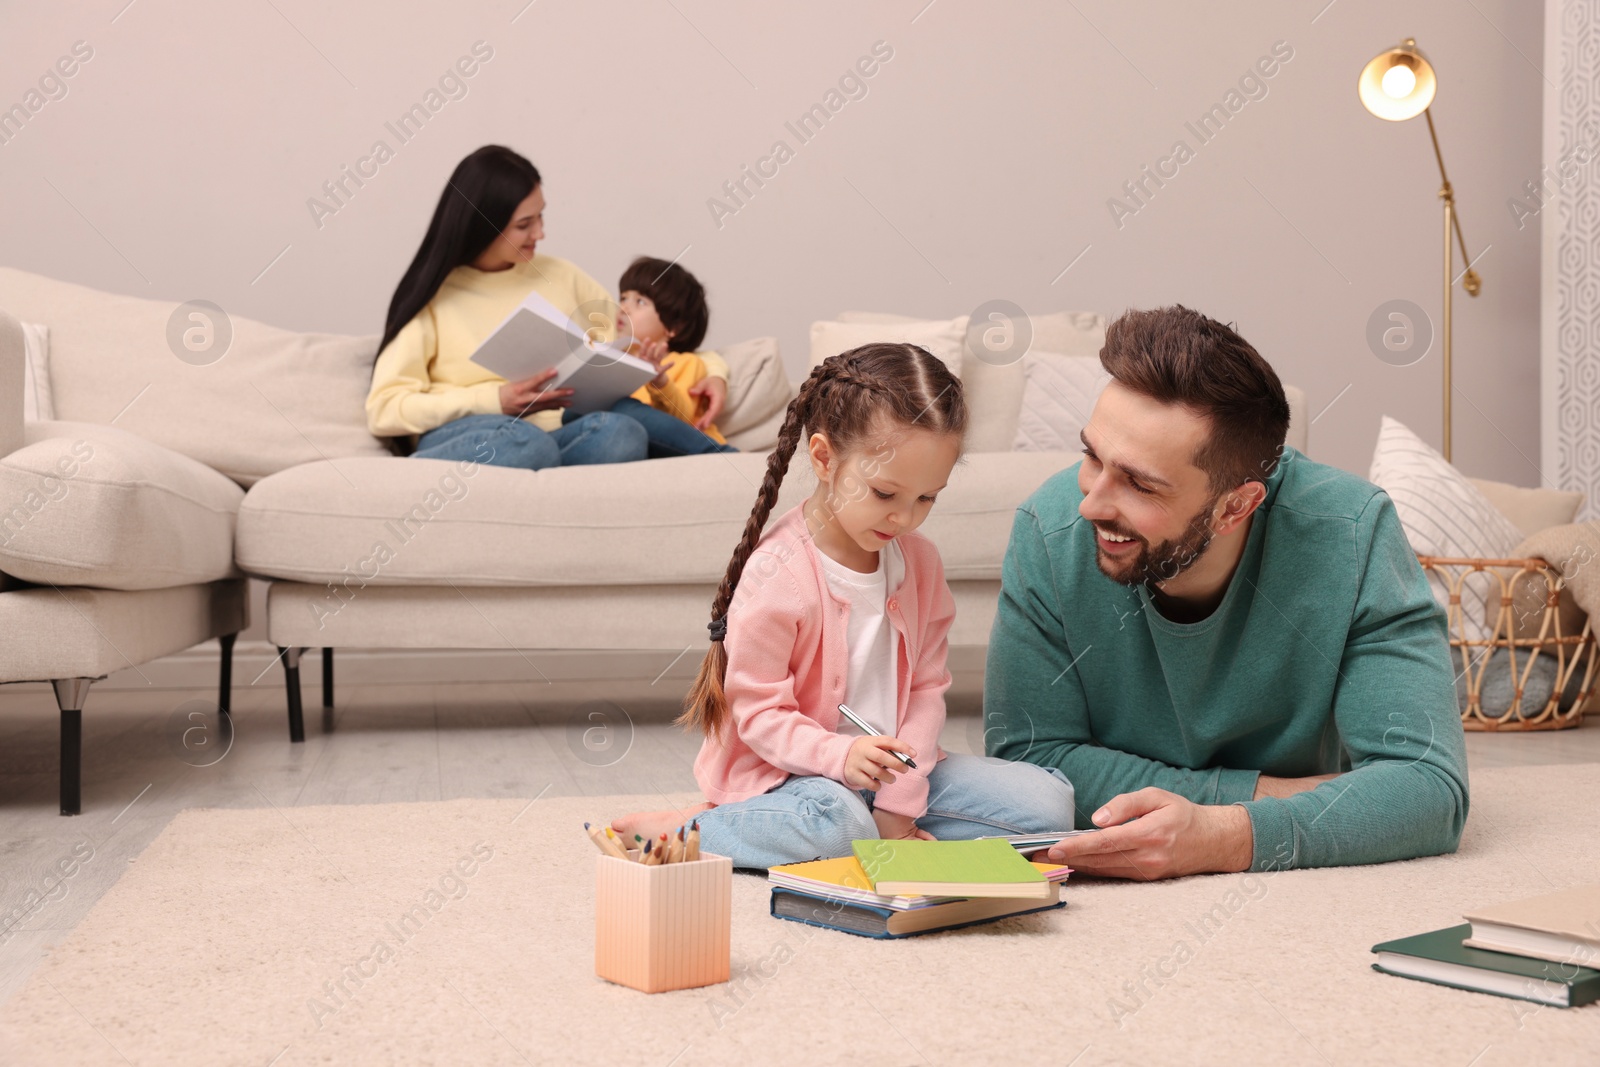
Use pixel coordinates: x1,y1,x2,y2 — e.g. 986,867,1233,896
985,305,1468,879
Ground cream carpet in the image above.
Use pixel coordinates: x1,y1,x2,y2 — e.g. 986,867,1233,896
2,765,1597,1066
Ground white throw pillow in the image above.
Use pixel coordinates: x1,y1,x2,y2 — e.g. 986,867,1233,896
807,316,968,375
21,321,53,422
1012,351,1110,452
1368,416,1523,641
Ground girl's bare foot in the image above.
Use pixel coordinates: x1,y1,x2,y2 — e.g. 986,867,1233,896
610,802,712,847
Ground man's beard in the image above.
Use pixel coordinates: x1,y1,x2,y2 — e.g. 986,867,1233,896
1093,498,1220,587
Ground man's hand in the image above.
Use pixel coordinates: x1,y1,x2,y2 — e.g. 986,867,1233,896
843,735,916,791
688,376,727,430
499,368,574,416
1039,788,1253,880
872,808,935,842
1253,773,1338,800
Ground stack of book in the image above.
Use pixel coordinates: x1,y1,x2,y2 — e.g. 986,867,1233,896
1371,884,1600,1007
768,837,1072,939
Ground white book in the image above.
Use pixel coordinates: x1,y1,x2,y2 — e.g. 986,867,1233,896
469,289,657,416
1463,884,1600,967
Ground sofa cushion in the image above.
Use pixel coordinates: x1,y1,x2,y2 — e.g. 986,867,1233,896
837,309,1105,356
809,316,968,373
818,313,1012,449
831,311,1111,453
235,451,1083,589
716,336,793,452
0,268,391,486
0,421,244,590
1027,311,1108,358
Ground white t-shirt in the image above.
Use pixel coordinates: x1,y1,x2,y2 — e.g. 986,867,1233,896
818,539,903,738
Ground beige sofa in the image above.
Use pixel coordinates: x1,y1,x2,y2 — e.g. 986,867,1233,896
1,268,1309,809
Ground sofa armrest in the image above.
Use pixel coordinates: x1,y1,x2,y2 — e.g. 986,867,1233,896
0,307,24,461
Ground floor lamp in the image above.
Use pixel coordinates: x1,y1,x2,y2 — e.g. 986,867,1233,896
1358,38,1482,463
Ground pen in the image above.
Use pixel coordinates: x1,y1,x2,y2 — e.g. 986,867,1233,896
837,703,916,768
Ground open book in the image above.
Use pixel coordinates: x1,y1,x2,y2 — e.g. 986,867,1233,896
468,289,657,415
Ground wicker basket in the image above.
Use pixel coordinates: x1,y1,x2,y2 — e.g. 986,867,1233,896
1418,556,1597,730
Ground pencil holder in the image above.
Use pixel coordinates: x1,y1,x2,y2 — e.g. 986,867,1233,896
594,852,733,994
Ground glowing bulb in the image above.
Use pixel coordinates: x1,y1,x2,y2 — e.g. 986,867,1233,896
1382,64,1417,99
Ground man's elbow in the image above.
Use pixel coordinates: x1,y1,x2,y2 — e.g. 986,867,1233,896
1440,773,1470,854
1411,764,1470,859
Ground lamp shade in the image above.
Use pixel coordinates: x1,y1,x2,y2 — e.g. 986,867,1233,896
1358,39,1436,121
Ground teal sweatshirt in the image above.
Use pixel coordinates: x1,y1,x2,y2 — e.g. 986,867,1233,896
984,448,1469,872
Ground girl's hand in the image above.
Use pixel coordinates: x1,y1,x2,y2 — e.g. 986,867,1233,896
844,735,917,791
688,376,727,430
500,368,574,415
872,808,935,841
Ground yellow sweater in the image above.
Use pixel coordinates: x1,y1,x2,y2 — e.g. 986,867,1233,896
630,352,728,444
366,254,728,436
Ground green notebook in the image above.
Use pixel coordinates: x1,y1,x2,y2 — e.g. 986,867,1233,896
1371,924,1600,1007
852,838,1051,900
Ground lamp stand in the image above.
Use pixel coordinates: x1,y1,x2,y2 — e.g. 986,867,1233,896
1423,107,1480,463
1442,188,1454,462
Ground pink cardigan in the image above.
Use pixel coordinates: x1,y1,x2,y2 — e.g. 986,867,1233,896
693,503,955,818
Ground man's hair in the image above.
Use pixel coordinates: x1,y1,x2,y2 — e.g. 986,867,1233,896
1099,305,1291,491
618,256,709,352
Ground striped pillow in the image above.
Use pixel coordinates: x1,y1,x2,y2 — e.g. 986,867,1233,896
1368,416,1521,642
1012,352,1110,452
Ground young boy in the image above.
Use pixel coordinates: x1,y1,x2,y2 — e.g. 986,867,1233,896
609,256,738,458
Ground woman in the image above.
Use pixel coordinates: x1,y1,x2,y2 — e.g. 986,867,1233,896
367,145,728,468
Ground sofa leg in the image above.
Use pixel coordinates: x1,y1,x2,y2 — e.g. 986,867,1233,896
218,632,237,716
321,647,334,709
52,678,92,816
278,646,305,743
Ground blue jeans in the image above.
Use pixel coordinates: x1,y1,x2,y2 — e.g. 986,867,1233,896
610,397,739,458
412,412,647,469
696,753,1077,870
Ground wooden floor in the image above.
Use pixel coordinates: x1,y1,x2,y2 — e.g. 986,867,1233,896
1,674,1596,1008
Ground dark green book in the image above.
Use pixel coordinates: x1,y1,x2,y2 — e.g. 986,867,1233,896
1372,924,1600,1007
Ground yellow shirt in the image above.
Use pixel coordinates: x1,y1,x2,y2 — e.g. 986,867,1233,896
366,254,728,436
629,351,728,444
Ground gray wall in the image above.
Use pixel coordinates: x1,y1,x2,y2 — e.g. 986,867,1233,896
0,0,1544,481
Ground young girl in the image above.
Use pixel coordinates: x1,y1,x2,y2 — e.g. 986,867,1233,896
365,145,730,468
615,343,1077,868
